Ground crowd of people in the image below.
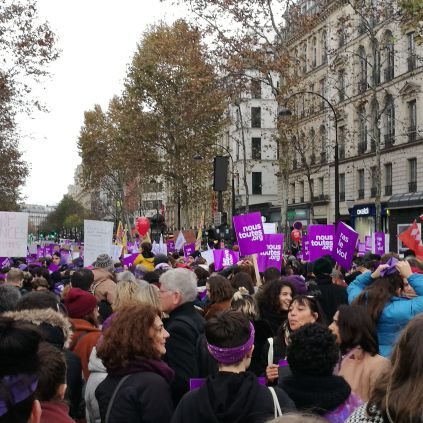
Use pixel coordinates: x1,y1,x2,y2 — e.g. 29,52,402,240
1,242,423,423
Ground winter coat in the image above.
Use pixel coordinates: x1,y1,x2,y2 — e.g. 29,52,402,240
40,401,75,423
3,308,83,420
279,374,362,421
163,301,205,405
85,347,107,423
204,299,232,320
336,347,390,401
171,371,295,423
91,269,117,305
249,319,274,376
69,318,101,381
133,254,155,272
347,271,423,357
257,307,288,336
95,359,174,423
308,274,348,323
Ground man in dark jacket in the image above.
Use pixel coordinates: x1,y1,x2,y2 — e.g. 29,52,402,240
308,256,347,323
159,268,205,405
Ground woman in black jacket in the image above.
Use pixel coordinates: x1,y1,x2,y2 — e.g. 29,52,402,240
96,304,174,423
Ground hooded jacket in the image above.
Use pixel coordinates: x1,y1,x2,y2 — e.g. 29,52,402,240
85,347,107,423
3,308,83,419
133,254,155,272
171,371,295,423
91,268,117,305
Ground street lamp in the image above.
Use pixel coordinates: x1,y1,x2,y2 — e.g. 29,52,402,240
278,91,340,223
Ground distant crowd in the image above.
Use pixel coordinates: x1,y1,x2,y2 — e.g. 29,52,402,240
1,241,423,423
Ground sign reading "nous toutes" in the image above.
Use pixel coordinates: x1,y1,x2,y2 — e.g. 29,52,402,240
233,212,267,256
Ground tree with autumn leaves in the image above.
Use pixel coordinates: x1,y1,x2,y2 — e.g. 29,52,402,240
78,20,227,229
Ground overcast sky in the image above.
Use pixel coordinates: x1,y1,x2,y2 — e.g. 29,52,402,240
19,0,187,206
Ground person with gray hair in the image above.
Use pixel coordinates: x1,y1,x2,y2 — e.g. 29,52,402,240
159,268,205,405
0,285,21,313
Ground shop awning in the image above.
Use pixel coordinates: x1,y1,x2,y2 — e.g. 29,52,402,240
387,192,423,209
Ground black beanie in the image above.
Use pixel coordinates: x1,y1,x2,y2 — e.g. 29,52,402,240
313,258,333,276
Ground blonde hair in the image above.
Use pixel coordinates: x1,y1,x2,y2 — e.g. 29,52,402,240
230,287,257,320
138,284,161,309
113,280,144,311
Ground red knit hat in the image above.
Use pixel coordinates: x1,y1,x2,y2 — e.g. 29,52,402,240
64,288,97,318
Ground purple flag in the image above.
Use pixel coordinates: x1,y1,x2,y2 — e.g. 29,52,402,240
167,240,175,253
0,257,11,268
302,235,310,261
183,243,196,258
332,222,359,270
365,235,372,252
122,253,139,267
308,225,335,261
233,212,266,256
373,232,385,255
257,234,284,272
213,249,240,271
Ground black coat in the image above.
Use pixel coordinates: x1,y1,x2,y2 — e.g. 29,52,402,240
171,371,295,423
96,371,174,423
163,302,205,405
308,275,347,323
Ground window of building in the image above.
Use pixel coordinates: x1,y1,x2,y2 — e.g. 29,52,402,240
358,106,367,154
302,42,307,73
339,173,345,201
310,128,316,164
251,137,261,160
251,80,261,99
320,125,327,163
384,95,395,146
251,107,261,128
299,181,305,202
383,31,395,82
318,177,324,196
409,158,417,192
309,83,315,113
408,32,416,71
358,46,367,93
312,37,317,67
339,126,346,159
371,99,380,151
290,183,295,203
321,30,327,64
252,172,262,195
338,70,345,102
358,169,365,199
372,41,381,86
319,78,326,109
384,163,392,195
370,166,377,197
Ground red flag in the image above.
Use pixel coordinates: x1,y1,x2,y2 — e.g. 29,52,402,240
398,221,421,252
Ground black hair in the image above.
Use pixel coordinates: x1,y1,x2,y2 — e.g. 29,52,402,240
256,279,296,314
142,271,160,285
288,295,327,326
0,286,21,313
193,266,209,287
336,305,379,355
287,323,339,376
71,268,94,291
205,310,250,348
231,272,255,295
263,267,281,283
15,291,59,312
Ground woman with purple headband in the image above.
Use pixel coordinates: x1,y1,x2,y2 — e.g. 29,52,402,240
172,310,295,423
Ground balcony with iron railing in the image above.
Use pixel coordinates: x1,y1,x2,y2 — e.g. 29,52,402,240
300,196,304,203
358,189,365,199
385,185,392,196
409,181,417,193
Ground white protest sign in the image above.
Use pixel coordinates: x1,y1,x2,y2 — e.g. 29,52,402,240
200,249,214,265
83,220,114,267
0,212,28,257
263,222,277,234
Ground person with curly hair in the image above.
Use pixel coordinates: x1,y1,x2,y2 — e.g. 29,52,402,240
278,323,362,422
346,314,423,423
95,304,173,423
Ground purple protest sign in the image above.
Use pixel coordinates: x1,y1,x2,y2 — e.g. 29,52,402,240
332,222,359,270
357,242,366,257
365,236,372,252
257,234,284,272
37,246,45,259
0,257,11,268
232,212,266,256
183,243,196,258
302,235,310,261
213,249,240,271
122,253,139,267
44,245,54,257
373,232,385,255
167,240,175,253
308,225,335,261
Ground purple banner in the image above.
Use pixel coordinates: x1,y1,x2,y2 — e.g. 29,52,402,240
332,222,359,270
44,245,54,256
308,225,335,261
257,234,284,272
233,212,266,256
302,235,310,261
357,242,366,257
365,235,372,252
183,243,196,258
122,253,139,267
167,240,175,253
37,246,45,258
213,249,240,271
373,232,385,255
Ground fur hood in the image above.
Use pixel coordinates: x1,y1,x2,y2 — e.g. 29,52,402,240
3,308,73,348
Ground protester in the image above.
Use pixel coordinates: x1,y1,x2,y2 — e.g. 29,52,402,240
159,268,205,404
279,323,362,422
71,269,94,291
263,295,326,383
230,271,255,295
31,277,49,291
91,254,117,306
171,310,295,423
0,285,21,313
262,267,281,285
329,305,390,401
95,304,174,422
133,241,155,271
0,317,42,423
346,314,423,423
204,275,234,320
5,268,27,295
256,279,297,335
348,259,423,357
36,342,75,423
63,288,101,380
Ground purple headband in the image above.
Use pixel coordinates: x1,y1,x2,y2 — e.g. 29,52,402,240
380,257,399,277
207,321,255,364
0,374,38,417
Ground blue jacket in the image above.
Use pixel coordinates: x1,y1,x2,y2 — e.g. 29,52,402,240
347,271,423,357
